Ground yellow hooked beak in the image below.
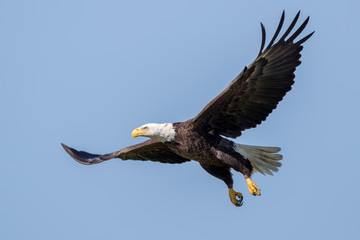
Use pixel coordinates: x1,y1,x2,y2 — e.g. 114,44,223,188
132,128,147,138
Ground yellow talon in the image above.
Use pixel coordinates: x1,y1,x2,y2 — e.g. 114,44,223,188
229,188,243,207
246,178,261,196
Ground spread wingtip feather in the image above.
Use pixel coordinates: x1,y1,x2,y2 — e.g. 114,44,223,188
279,11,300,42
61,143,105,165
258,22,266,56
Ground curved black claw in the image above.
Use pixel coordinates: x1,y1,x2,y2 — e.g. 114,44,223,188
235,194,243,207
61,143,110,165
229,188,244,207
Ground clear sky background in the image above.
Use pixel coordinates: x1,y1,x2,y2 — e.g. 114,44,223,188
1,0,359,239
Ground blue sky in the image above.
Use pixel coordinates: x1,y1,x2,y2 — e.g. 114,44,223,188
1,0,359,239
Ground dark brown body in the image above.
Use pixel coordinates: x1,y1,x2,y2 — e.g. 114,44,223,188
167,121,253,178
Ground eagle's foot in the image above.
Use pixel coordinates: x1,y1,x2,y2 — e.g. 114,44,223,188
229,188,243,207
246,178,261,196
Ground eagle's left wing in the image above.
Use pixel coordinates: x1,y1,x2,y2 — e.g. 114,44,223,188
191,11,314,138
61,139,190,165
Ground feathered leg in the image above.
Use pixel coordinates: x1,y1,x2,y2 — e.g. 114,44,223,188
214,145,262,197
200,164,243,207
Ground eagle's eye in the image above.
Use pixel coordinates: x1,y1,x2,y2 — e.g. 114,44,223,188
143,126,149,130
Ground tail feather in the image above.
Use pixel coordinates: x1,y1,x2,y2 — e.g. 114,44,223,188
235,144,283,176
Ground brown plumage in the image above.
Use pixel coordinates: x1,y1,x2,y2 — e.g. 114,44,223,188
62,11,313,207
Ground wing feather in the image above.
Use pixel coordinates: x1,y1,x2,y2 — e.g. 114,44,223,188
258,23,266,56
191,11,313,138
61,139,190,165
264,11,285,53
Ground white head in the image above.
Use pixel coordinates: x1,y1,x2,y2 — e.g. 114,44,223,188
132,123,176,142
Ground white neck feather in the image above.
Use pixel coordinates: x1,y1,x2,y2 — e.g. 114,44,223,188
141,123,176,142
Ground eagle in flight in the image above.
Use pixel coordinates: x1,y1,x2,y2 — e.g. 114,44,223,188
62,11,313,207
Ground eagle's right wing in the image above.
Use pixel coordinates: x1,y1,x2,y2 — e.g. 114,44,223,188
191,11,313,138
61,139,190,165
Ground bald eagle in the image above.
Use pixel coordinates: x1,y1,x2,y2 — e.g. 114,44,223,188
62,11,313,207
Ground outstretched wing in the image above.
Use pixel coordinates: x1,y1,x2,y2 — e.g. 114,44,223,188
61,139,190,165
191,11,314,138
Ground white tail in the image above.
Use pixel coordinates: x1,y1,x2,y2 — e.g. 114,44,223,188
235,144,283,175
